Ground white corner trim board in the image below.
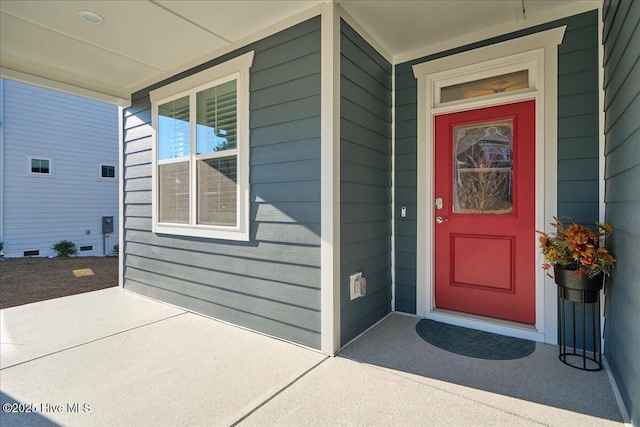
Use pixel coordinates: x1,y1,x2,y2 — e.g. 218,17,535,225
320,1,341,355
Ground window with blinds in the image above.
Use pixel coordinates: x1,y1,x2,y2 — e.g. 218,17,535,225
150,51,253,241
158,96,190,223
196,80,237,226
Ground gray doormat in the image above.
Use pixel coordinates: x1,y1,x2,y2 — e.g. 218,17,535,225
415,319,536,360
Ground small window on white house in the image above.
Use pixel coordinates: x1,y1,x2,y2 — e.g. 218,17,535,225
101,165,116,178
30,158,50,174
150,51,254,241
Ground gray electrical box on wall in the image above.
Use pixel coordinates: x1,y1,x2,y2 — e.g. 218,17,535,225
102,216,113,234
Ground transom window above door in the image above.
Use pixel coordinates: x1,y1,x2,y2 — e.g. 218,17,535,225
432,53,538,108
441,70,529,103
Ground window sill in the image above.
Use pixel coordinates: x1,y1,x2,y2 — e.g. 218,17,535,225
153,223,249,242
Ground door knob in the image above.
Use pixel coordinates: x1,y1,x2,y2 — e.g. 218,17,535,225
436,216,448,224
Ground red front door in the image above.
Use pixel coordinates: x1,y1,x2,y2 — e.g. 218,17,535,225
434,101,536,324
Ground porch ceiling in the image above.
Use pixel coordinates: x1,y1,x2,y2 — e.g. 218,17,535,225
0,0,597,103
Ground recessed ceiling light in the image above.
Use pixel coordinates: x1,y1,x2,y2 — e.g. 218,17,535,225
77,10,105,25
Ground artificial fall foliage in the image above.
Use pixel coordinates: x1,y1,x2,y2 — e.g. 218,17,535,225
537,217,616,279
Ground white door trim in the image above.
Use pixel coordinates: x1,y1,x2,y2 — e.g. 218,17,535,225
412,26,565,344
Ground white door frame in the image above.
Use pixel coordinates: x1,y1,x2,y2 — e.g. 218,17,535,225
412,27,566,344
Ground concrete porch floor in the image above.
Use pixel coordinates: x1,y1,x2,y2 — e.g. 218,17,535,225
0,288,625,426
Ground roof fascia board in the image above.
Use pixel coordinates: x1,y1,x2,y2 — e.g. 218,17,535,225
0,67,129,106
129,2,325,95
395,0,601,64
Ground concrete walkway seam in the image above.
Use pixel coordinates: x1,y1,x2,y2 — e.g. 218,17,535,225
0,312,188,370
231,356,331,426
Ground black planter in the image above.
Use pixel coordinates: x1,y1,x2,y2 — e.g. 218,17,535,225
554,266,603,303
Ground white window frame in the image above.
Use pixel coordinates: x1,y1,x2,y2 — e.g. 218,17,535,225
100,164,116,179
29,157,52,175
150,51,254,241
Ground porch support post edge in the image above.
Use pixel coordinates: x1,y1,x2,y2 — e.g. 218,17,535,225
320,1,341,355
541,27,564,345
0,80,4,256
597,5,607,355
415,72,429,317
118,104,127,288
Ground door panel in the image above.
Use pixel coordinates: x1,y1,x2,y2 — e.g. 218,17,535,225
452,235,514,291
434,101,535,324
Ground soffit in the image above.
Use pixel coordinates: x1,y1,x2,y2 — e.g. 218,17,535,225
0,0,596,103
341,0,520,56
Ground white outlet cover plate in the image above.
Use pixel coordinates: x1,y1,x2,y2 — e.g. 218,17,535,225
350,272,362,300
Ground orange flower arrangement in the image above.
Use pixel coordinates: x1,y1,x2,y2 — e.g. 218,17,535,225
537,217,615,278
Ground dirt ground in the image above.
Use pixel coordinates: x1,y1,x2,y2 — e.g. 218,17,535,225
0,256,118,309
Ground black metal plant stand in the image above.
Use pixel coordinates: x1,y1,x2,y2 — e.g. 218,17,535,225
558,286,602,371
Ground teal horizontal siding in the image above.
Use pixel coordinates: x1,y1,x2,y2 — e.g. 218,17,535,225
393,61,419,314
123,17,322,349
603,1,640,424
339,20,392,345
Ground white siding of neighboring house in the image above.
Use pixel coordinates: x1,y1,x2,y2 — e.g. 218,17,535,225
1,78,119,258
